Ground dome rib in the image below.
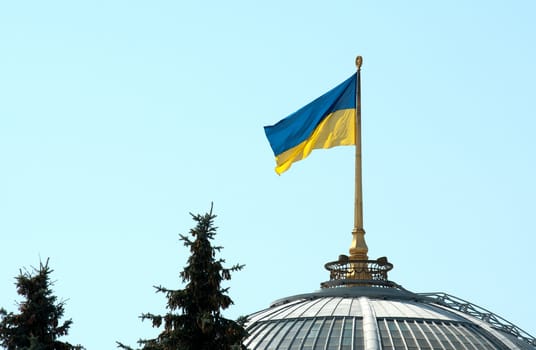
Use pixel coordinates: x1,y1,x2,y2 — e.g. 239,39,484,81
359,297,381,350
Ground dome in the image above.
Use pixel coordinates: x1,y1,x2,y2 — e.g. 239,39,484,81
244,258,536,350
249,56,535,349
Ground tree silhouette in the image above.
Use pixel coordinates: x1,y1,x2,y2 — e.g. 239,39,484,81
118,206,247,350
0,259,84,350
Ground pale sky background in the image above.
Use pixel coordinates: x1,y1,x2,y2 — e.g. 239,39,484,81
1,1,535,349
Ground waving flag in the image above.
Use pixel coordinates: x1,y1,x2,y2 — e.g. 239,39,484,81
264,74,357,174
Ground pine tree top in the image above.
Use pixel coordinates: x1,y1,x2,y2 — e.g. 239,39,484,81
117,205,247,350
0,258,85,350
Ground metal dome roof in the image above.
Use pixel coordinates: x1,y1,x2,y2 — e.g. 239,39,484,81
244,259,536,350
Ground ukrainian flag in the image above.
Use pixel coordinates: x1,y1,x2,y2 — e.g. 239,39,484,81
264,74,357,174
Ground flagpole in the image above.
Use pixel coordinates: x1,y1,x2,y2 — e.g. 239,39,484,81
349,55,369,260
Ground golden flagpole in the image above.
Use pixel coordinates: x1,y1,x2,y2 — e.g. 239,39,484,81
349,55,369,260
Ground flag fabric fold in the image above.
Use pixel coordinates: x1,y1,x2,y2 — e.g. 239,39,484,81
264,74,357,174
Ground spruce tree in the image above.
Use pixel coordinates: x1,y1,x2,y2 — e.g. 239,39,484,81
118,206,247,350
0,259,84,350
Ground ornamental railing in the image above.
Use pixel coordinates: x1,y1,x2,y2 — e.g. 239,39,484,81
321,256,395,289
420,292,536,347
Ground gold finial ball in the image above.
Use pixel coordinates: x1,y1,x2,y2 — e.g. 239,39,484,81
355,56,363,69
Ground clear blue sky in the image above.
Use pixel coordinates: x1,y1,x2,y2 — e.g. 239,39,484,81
1,1,535,348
